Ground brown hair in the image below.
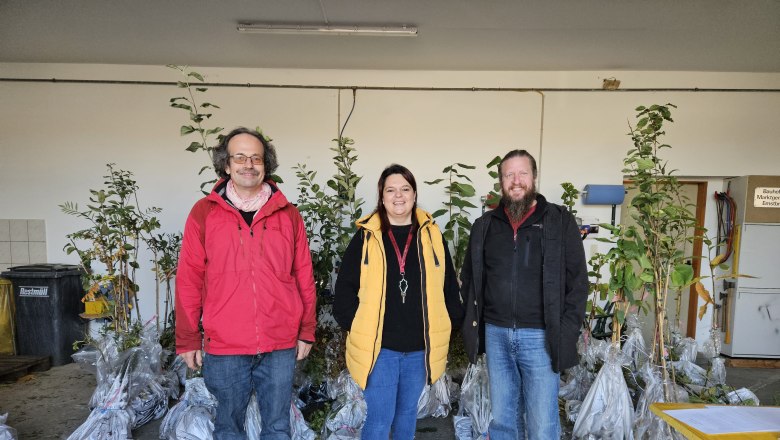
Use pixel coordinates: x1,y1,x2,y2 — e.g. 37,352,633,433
375,164,418,233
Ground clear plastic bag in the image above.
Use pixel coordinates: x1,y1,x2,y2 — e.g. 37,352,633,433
460,356,492,439
676,337,698,363
71,345,99,375
621,313,648,372
417,373,454,419
707,357,726,386
453,404,473,440
672,360,707,387
322,371,366,439
159,377,217,440
66,363,135,440
572,345,634,440
565,400,582,424
580,335,609,371
559,364,595,402
0,413,17,440
702,328,726,386
246,392,262,440
634,363,673,440
726,387,759,406
290,402,317,440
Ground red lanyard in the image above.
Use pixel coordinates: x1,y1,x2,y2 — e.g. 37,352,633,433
387,227,414,275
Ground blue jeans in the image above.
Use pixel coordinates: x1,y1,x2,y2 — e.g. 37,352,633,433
485,324,560,440
203,349,296,440
362,349,426,440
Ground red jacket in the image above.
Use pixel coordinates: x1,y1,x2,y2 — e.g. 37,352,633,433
175,179,317,355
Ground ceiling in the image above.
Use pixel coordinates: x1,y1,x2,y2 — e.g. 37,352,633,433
1,0,779,72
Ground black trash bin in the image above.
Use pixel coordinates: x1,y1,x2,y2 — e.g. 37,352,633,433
1,264,86,366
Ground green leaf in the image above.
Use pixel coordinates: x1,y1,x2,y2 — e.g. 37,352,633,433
450,198,478,209
486,156,502,168
451,182,476,197
636,158,655,170
455,163,476,169
188,71,205,82
180,125,196,135
185,141,201,152
671,264,694,288
431,209,448,218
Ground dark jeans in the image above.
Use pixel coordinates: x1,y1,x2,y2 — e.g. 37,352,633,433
203,349,296,440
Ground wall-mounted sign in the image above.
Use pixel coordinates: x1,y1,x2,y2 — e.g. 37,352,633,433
754,187,780,208
19,286,49,297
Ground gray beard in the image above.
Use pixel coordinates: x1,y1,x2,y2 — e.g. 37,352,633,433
502,190,536,223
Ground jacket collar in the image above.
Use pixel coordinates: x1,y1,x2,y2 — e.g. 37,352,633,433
356,207,434,233
207,178,289,221
489,193,548,226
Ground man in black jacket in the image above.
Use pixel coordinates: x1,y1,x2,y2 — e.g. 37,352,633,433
460,149,588,439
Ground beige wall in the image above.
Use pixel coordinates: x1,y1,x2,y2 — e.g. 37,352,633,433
1,63,778,341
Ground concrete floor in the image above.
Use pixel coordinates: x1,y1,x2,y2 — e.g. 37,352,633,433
0,360,777,439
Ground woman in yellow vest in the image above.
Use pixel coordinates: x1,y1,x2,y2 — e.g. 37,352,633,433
334,163,464,439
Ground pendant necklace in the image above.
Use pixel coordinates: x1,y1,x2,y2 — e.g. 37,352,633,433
387,226,414,304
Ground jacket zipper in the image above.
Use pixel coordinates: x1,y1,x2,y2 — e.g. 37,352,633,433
511,228,519,329
425,228,440,267
419,222,432,384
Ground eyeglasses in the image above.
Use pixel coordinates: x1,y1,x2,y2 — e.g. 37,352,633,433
229,154,263,165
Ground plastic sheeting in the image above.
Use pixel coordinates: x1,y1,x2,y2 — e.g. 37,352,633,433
159,377,217,440
572,345,634,440
460,356,492,440
0,413,17,440
417,373,457,419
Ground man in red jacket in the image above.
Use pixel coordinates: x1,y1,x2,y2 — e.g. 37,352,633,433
176,127,317,439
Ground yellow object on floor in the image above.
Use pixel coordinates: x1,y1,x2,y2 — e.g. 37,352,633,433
0,278,15,355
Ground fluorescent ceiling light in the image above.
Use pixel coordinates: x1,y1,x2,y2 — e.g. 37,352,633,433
237,23,418,37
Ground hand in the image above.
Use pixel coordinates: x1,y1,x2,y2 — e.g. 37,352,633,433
180,350,203,370
296,340,312,361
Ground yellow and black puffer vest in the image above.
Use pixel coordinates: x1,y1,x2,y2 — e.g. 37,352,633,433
345,208,452,390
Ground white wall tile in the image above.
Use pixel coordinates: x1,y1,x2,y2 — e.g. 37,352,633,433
0,263,10,274
28,242,47,264
28,220,46,241
10,242,29,264
0,242,10,264
0,220,9,241
9,220,28,242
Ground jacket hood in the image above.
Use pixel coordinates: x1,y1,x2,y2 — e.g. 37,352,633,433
356,207,435,233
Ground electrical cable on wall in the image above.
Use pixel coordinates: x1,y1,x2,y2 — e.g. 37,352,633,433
714,189,737,261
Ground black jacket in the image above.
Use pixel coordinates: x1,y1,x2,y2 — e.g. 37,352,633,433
460,195,588,372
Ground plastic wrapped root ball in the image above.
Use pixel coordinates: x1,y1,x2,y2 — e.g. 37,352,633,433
572,345,633,440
